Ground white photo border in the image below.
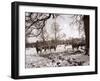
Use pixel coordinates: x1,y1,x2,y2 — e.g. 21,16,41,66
18,5,96,76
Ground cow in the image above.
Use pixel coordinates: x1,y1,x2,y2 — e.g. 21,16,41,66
49,45,56,51
42,45,57,52
35,47,42,54
79,42,86,49
72,41,86,51
34,41,42,54
34,41,57,54
72,43,80,50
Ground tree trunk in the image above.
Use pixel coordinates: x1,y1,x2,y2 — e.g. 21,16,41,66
41,28,45,43
83,15,89,55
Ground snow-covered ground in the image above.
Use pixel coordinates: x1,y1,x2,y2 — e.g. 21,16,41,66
25,45,89,68
26,45,72,55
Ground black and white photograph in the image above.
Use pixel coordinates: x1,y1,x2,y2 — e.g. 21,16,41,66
11,1,97,79
25,12,89,68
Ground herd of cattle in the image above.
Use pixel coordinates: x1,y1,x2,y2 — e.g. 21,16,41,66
34,41,57,54
33,40,86,54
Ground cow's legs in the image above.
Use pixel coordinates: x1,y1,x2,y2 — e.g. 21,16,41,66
72,46,74,51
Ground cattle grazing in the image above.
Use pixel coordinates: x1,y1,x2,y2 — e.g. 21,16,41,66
35,47,42,54
72,43,80,50
49,45,56,51
34,41,42,54
34,41,57,54
79,43,86,49
42,45,57,52
72,42,86,51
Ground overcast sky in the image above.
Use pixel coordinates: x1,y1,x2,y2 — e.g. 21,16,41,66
27,14,84,43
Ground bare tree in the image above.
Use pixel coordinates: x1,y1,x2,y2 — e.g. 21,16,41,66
70,15,89,55
51,20,61,43
25,12,64,48
83,15,89,55
25,12,52,44
39,24,49,42
70,15,84,36
25,13,51,36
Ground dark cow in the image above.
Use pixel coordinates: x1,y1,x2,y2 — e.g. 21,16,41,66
49,45,56,51
79,42,86,49
72,42,86,51
34,41,57,54
34,41,42,54
42,45,57,51
35,47,42,54
72,43,79,50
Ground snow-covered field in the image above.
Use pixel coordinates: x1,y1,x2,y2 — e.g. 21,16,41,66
25,45,89,68
26,45,72,55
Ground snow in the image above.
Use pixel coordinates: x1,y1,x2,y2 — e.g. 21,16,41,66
26,48,37,55
25,45,72,55
25,45,89,68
